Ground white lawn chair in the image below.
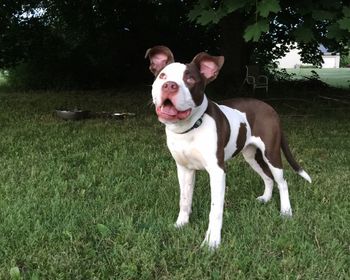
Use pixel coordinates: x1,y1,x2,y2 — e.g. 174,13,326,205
241,65,268,93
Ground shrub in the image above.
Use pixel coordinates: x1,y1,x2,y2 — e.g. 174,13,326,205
6,61,75,90
340,54,350,67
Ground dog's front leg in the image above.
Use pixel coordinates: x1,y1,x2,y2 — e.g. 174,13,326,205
202,166,226,249
175,164,196,228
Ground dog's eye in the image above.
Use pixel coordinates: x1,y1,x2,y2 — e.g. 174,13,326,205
159,73,167,80
186,77,196,84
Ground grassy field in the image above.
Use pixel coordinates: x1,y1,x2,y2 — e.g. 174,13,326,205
0,89,349,279
286,68,350,88
0,72,6,86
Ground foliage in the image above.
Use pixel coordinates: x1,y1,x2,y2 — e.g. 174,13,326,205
190,0,350,44
0,90,349,278
268,68,331,92
1,0,350,89
340,51,350,67
269,68,296,82
190,0,350,67
0,70,7,85
0,0,214,89
299,70,330,89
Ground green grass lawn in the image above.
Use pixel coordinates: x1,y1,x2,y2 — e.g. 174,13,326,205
0,90,349,279
287,68,350,88
0,72,7,86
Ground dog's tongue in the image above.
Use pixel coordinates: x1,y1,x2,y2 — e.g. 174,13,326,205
157,103,191,120
161,103,178,116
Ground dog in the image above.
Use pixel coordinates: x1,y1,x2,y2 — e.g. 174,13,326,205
145,45,311,249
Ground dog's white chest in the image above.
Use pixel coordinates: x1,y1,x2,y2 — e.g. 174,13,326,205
166,116,217,170
170,145,205,169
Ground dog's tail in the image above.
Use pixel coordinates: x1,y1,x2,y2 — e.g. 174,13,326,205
281,132,312,183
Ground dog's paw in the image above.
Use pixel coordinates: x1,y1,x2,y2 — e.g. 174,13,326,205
174,212,189,228
280,208,293,218
174,220,188,228
201,229,221,250
256,195,270,203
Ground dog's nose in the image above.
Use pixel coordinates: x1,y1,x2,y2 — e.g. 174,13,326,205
162,81,179,93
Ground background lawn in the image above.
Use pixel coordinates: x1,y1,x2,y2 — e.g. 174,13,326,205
286,68,350,88
0,89,349,279
0,72,7,86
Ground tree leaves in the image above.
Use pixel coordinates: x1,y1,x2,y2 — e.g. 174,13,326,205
189,0,350,45
245,0,281,41
188,0,219,25
326,23,345,39
312,10,335,21
189,0,281,42
244,19,269,42
338,6,350,32
342,6,350,17
338,17,350,32
257,0,280,18
293,26,315,43
188,0,251,25
223,0,248,14
188,8,220,25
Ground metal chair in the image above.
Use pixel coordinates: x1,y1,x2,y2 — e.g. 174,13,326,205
241,65,268,93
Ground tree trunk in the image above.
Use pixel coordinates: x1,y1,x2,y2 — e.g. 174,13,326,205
216,11,253,95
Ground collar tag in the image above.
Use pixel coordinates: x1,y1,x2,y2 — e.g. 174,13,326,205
180,114,204,134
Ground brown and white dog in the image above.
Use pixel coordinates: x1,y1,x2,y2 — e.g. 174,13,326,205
145,46,311,249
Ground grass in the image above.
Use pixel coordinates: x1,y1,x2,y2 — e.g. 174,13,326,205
286,68,350,88
0,89,349,279
0,71,7,86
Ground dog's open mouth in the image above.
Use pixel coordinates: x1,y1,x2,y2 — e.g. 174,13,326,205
156,99,192,121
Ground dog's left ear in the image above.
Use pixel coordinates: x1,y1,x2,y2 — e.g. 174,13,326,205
145,45,175,76
192,52,224,83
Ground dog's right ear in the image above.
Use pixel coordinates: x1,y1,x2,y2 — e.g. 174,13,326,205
145,46,174,76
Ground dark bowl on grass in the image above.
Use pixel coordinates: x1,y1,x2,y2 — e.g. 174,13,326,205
110,112,136,120
55,109,90,120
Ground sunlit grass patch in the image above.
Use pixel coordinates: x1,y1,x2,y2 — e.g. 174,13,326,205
287,68,350,88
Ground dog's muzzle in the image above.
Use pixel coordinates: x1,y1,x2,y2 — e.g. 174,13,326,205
155,81,192,122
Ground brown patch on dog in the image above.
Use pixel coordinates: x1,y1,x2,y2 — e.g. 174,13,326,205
232,123,247,158
205,100,231,171
221,98,283,169
183,63,205,106
254,149,273,179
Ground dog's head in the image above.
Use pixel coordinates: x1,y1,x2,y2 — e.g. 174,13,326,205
145,46,224,126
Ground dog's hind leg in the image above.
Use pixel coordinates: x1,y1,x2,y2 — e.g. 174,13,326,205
263,143,293,217
267,164,292,217
245,136,292,217
242,145,274,203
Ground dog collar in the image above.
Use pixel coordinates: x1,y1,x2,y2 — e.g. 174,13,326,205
180,114,204,134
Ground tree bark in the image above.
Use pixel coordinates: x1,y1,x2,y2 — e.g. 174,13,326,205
216,11,253,95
